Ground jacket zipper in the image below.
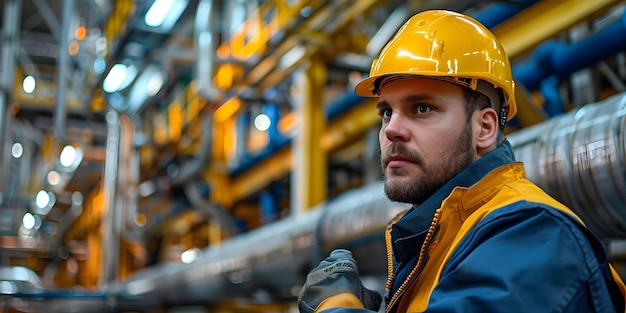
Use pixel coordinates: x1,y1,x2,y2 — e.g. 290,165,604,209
385,208,442,313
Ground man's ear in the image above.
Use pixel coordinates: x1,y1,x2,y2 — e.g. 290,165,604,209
475,108,499,152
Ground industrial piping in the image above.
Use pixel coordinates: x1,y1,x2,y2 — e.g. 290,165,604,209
108,92,626,310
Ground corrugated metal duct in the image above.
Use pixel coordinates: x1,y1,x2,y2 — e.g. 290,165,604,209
509,92,626,239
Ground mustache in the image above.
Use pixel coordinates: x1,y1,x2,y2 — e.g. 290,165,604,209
382,143,423,167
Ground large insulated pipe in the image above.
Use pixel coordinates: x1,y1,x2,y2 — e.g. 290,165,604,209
111,182,402,311
508,92,626,239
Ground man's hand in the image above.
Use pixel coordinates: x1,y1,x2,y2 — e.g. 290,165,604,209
298,249,382,312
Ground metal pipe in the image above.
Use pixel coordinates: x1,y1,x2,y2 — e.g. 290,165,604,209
195,0,221,102
54,0,74,141
508,92,626,239
101,110,121,289
117,114,144,242
0,0,21,216
109,92,626,309
182,179,238,236
111,182,403,310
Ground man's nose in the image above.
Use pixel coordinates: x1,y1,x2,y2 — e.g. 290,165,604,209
383,114,410,141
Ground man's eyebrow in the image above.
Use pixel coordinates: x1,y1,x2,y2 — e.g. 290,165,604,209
376,94,436,109
375,100,389,110
403,94,436,103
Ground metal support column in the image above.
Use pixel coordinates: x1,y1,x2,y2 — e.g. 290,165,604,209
55,0,74,141
101,110,121,288
291,57,327,214
0,0,21,219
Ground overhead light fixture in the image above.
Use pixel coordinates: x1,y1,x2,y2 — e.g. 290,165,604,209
103,64,128,93
60,145,80,168
103,63,138,93
57,144,83,174
11,142,23,158
22,76,36,94
32,190,56,215
22,213,36,230
145,0,189,30
254,113,271,132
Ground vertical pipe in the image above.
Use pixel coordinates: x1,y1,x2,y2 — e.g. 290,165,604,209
101,110,121,288
0,0,21,214
235,110,250,167
118,114,144,240
55,0,74,141
265,103,284,148
195,0,220,101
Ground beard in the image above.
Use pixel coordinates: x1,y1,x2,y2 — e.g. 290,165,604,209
382,121,475,205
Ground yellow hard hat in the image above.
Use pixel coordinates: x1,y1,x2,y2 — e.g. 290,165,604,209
355,10,517,121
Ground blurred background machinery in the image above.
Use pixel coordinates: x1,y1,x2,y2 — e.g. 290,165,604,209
1,0,626,312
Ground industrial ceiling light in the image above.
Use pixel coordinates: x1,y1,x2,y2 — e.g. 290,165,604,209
33,190,55,216
59,145,79,168
11,143,23,159
103,63,129,93
254,113,271,131
145,0,189,30
103,62,138,94
22,213,36,230
22,76,36,94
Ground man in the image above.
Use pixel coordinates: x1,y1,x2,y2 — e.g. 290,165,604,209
298,10,626,313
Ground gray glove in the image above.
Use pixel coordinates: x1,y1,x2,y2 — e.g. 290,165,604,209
298,249,382,313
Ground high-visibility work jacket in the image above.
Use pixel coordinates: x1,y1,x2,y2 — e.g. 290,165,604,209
317,142,626,313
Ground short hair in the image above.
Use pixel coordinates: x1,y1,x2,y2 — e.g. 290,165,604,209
461,88,491,123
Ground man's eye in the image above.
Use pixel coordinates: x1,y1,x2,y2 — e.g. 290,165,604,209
381,109,392,119
417,105,431,114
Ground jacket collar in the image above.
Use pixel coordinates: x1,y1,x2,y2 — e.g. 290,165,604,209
390,141,517,259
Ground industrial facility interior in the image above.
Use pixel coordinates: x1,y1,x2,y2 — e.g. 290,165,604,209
1,0,626,312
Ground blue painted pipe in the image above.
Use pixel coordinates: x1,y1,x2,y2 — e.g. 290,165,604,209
473,0,540,28
326,91,367,120
514,8,626,91
260,190,278,224
540,76,566,117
